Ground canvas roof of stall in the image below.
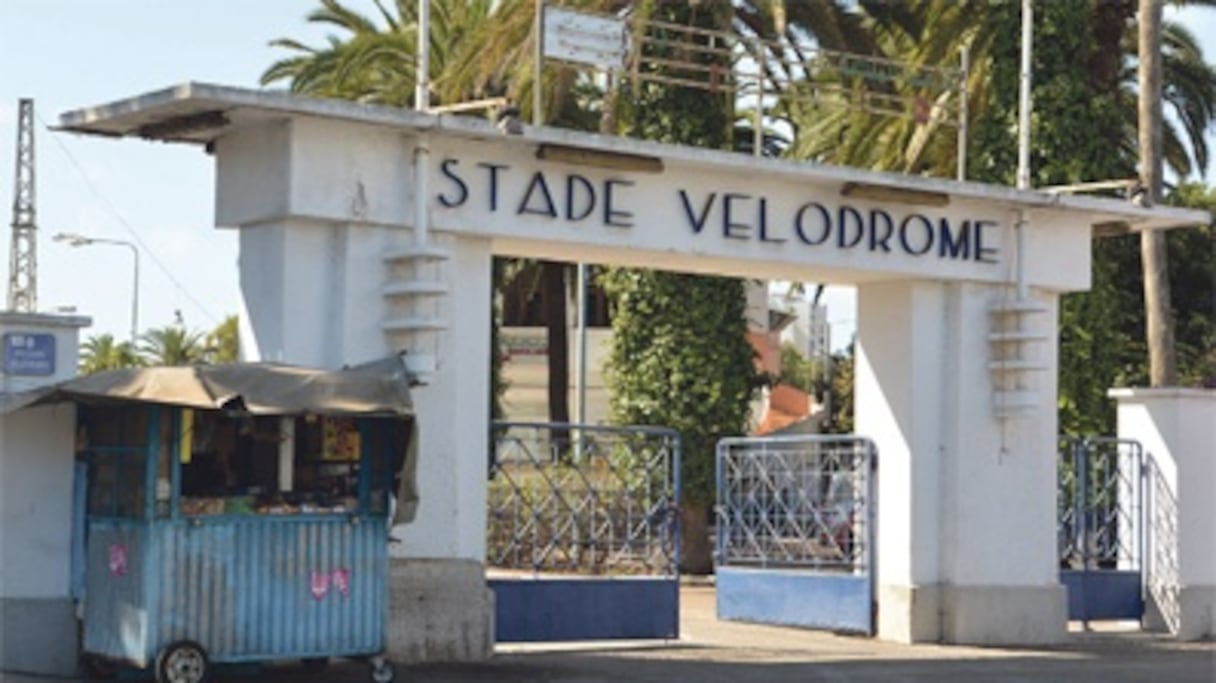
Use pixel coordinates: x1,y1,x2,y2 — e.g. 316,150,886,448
0,355,415,417
57,82,1210,234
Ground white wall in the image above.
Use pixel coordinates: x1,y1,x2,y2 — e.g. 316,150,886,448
857,280,1062,642
0,405,77,599
0,313,89,601
1113,389,1216,586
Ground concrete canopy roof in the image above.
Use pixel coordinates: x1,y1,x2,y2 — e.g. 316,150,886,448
59,82,1210,234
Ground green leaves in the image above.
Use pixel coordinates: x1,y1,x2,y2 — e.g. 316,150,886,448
601,269,761,505
79,317,240,374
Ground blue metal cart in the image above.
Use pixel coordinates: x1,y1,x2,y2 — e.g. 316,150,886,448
74,393,409,683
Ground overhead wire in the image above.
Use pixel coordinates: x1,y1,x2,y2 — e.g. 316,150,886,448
35,111,219,326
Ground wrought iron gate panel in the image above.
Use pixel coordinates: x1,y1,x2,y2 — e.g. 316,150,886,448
715,436,875,635
487,422,680,642
1058,436,1145,623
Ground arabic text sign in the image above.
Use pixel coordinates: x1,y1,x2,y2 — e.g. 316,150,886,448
3,332,56,376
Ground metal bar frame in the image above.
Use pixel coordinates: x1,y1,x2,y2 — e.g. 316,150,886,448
487,421,681,578
715,435,876,573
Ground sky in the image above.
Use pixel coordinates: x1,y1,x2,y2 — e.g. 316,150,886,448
2,1,1215,352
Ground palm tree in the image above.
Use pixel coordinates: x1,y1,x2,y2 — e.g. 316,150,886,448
79,334,142,375
262,0,502,107
139,326,207,366
779,1,1216,181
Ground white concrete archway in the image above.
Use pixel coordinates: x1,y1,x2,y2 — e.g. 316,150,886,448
61,83,1206,655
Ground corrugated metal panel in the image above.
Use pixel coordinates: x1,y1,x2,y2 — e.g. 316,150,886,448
84,517,387,665
153,517,387,662
83,522,152,666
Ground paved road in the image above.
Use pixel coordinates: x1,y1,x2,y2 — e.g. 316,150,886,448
5,587,1213,683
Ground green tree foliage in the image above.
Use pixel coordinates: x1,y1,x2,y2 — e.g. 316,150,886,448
777,342,822,394
205,315,240,364
138,326,207,366
781,1,1216,180
1166,184,1216,388
79,334,143,374
600,269,760,505
823,345,855,435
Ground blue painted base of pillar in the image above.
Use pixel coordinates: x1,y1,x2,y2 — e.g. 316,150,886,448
1060,569,1143,621
716,566,872,634
488,577,679,642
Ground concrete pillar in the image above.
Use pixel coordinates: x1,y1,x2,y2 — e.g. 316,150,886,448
220,119,494,663
1110,388,1216,640
1,312,90,676
856,280,1065,645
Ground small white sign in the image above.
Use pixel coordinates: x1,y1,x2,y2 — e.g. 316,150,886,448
543,7,628,71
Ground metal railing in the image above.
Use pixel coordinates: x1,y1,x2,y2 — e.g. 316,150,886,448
1058,436,1145,571
487,422,680,577
716,435,875,572
541,5,969,176
1146,458,1180,633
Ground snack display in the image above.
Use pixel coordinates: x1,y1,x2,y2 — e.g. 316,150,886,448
180,493,361,517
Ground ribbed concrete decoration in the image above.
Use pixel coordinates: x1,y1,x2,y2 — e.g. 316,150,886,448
988,298,1049,417
381,241,450,382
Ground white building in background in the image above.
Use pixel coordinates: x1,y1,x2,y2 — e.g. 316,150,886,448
778,299,831,362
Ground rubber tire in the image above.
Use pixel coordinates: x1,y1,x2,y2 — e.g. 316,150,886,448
155,641,209,683
369,659,395,683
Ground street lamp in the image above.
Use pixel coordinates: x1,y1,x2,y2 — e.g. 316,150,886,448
53,232,140,344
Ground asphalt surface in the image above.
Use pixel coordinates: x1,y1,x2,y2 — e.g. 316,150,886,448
5,586,1213,683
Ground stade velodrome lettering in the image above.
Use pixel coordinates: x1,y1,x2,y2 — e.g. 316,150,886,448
436,158,1000,263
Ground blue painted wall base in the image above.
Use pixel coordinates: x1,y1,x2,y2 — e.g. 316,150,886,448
716,566,872,634
1060,570,1143,621
489,578,679,642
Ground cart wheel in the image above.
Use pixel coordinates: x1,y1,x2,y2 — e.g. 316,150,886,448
369,656,395,683
155,641,209,683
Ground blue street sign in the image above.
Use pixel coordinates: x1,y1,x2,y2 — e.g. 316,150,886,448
3,332,56,376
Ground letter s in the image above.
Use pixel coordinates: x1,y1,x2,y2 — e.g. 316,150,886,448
437,158,468,208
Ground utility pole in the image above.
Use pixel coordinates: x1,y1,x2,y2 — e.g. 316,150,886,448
1138,0,1177,386
7,98,37,312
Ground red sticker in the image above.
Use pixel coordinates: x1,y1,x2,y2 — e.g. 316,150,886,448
108,544,127,577
310,570,330,600
332,568,351,597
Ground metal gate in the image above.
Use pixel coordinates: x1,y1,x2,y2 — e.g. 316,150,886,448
487,422,681,642
715,435,876,634
1058,437,1145,624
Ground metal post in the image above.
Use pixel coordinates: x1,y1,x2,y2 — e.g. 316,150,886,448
53,233,139,343
575,262,588,426
415,0,430,111
957,44,969,182
533,0,544,127
414,0,431,247
1077,439,1091,629
1015,0,1033,299
754,42,765,158
127,241,139,343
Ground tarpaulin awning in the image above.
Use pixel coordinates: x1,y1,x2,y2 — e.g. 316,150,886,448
0,355,414,417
